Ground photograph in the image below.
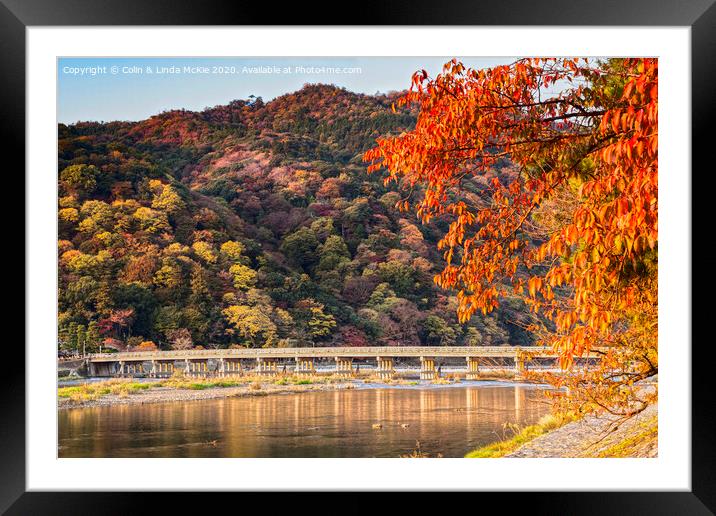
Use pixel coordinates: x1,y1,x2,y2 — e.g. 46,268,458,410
56,55,659,460
0,0,709,505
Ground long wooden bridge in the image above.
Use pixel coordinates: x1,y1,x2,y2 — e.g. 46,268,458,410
83,346,601,380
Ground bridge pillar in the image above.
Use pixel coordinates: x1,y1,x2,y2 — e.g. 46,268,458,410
515,353,526,379
466,357,480,380
223,359,242,375
184,359,208,377
150,360,157,378
420,357,438,380
156,361,174,377
295,357,314,375
257,357,278,375
334,357,353,377
118,361,125,377
126,362,143,376
189,360,208,377
376,356,394,380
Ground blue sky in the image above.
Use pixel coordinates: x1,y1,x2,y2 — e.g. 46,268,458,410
58,57,515,124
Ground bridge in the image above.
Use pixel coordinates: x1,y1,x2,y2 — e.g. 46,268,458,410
83,346,602,380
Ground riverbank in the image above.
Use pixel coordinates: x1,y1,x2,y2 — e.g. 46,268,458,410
57,373,528,410
58,375,356,409
466,402,657,458
59,381,351,410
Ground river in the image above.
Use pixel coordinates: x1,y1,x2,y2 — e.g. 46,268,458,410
58,382,554,458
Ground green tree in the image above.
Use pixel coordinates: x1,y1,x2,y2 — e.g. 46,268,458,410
86,321,101,352
60,164,99,197
60,322,79,352
76,324,87,354
367,282,397,309
463,327,483,346
376,261,416,298
422,315,457,346
280,227,319,270
316,235,350,271
310,217,335,241
294,299,337,344
189,267,211,309
153,260,184,291
79,200,113,234
306,305,337,341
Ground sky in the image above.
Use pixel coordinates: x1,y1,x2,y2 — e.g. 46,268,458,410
57,57,516,124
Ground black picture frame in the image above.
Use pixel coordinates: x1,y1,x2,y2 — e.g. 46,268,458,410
3,0,713,513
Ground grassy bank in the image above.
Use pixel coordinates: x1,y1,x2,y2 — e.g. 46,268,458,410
58,380,155,402
57,372,477,404
595,413,658,458
465,413,575,458
58,374,344,403
465,404,658,458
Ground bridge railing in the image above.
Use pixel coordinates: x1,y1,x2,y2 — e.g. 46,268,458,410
86,345,605,362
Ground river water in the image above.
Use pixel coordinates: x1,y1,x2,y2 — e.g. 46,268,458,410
58,383,554,458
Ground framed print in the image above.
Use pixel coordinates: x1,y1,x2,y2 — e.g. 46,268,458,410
4,0,714,512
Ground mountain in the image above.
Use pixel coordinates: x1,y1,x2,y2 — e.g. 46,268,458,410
57,83,532,352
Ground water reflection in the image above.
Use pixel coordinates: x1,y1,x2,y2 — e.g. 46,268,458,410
58,385,552,458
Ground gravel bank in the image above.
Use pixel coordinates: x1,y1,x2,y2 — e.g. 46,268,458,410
506,402,658,458
57,382,356,410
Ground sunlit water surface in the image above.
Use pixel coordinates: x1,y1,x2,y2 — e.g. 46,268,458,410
58,383,554,458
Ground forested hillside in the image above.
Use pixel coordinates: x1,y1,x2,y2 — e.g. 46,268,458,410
58,84,531,352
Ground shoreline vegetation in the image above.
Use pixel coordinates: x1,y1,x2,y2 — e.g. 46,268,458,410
465,412,577,458
466,386,658,459
467,404,657,459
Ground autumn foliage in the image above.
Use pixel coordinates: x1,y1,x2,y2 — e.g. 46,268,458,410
365,58,658,415
59,84,527,355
